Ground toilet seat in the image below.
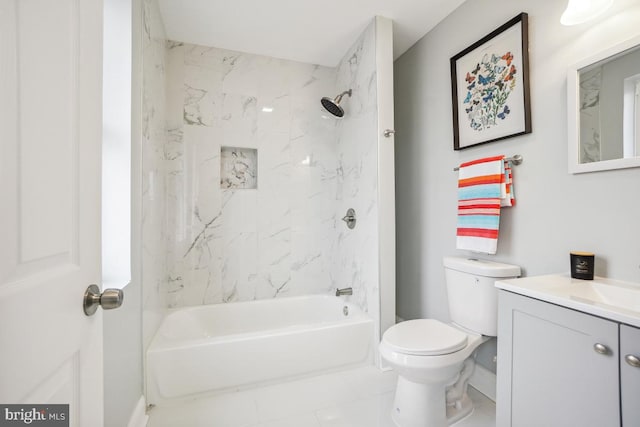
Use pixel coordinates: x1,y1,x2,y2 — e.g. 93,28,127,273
382,319,468,356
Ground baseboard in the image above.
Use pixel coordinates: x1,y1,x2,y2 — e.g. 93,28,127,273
469,363,496,402
127,396,149,427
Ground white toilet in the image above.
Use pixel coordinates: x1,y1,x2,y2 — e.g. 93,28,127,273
380,257,521,427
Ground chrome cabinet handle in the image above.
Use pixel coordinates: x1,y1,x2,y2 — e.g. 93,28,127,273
625,354,640,368
83,284,124,316
593,343,610,355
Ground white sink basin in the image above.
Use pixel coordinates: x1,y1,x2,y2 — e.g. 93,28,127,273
496,274,640,327
569,280,640,314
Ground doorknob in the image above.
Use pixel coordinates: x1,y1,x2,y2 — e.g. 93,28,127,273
83,284,124,316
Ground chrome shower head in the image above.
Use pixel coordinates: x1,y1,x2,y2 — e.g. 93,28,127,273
321,89,352,118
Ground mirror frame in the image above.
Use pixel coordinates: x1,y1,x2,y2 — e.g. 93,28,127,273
567,35,640,174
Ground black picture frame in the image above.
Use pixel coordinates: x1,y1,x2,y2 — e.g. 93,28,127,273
450,13,531,150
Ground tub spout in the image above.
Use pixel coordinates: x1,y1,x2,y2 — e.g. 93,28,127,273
336,287,353,296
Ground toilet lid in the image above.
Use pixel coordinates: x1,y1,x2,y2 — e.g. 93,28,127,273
382,319,468,356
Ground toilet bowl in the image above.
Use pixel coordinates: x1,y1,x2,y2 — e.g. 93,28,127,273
380,257,521,427
380,319,488,426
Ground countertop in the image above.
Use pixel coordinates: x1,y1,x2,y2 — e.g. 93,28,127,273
496,273,640,328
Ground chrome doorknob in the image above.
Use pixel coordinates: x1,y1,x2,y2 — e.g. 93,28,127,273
83,284,124,316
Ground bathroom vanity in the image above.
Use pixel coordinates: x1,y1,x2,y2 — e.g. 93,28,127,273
495,274,640,427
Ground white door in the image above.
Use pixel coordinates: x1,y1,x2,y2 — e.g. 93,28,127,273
0,0,104,426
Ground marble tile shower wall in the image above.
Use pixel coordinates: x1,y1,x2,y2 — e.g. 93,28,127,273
141,0,169,350
158,20,379,323
163,43,341,307
333,21,380,337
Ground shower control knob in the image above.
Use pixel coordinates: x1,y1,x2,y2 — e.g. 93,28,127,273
83,284,124,316
341,208,356,229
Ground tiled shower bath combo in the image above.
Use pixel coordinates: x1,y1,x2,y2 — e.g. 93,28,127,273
141,0,385,406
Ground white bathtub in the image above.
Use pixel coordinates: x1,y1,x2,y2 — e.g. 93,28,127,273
146,295,374,403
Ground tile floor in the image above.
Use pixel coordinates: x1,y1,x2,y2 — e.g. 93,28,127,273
147,366,496,427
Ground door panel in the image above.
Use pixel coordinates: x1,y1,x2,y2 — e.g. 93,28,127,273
21,355,79,406
18,0,76,263
497,291,620,427
0,0,104,425
511,307,618,427
621,324,640,426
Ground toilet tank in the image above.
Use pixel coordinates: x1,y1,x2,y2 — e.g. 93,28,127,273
443,257,521,336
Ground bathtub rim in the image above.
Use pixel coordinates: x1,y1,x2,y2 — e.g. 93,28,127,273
148,294,372,350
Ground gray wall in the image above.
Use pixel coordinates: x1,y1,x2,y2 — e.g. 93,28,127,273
394,0,640,372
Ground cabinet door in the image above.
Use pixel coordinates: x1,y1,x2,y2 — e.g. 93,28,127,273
621,324,640,426
497,291,620,427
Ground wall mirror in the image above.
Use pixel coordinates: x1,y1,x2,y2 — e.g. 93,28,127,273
568,35,640,173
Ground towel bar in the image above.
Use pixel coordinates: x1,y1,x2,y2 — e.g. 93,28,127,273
453,154,523,171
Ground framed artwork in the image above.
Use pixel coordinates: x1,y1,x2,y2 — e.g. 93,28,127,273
450,13,531,150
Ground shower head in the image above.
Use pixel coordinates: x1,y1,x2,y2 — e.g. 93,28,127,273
321,89,352,118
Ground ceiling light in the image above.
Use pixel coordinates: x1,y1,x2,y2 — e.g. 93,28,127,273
561,0,614,25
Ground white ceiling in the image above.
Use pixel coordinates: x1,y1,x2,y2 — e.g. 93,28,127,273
157,0,467,67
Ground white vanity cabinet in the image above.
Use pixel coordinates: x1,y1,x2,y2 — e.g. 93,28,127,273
496,290,620,427
621,324,640,426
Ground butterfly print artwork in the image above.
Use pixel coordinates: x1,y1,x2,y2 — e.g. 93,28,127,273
502,52,514,66
497,105,511,120
461,51,518,131
450,12,531,150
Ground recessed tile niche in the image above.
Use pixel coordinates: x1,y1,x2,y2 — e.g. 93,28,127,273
220,146,258,189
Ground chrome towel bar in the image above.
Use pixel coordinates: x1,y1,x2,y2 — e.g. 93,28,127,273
453,154,523,171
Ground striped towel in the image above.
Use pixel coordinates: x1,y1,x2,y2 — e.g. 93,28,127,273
501,161,516,207
456,155,516,254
